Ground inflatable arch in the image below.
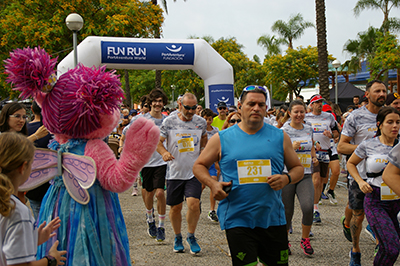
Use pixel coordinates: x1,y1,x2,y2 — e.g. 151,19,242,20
58,36,234,112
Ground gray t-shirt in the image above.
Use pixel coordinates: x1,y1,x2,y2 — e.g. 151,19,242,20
305,111,336,150
160,114,207,180
341,105,378,180
388,142,400,169
281,123,314,174
206,126,219,140
123,113,167,167
355,137,392,187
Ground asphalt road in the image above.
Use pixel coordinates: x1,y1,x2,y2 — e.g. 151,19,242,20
119,174,400,265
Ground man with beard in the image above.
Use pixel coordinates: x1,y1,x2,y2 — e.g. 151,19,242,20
157,93,207,254
337,80,387,266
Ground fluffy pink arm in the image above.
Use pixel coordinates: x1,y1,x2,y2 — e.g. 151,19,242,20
85,117,160,193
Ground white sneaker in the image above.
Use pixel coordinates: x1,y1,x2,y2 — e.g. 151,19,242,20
326,190,338,205
131,187,138,196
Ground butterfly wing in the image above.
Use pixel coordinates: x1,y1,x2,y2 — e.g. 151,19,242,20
19,149,58,191
62,153,96,189
63,170,90,205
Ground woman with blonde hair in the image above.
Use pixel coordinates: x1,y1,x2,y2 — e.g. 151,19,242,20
0,132,66,266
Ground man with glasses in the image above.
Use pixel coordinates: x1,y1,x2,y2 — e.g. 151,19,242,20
157,93,207,255
193,85,303,266
121,89,169,242
212,102,228,131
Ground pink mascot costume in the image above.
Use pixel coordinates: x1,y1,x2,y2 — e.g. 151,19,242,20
4,47,160,266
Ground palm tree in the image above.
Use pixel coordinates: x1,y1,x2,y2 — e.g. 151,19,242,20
315,0,330,101
151,0,186,88
354,0,400,32
257,34,286,58
271,13,314,49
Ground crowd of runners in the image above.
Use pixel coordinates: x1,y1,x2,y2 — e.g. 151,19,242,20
2,80,400,266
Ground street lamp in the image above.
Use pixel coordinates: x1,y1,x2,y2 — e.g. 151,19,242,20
66,13,84,67
171,85,176,107
332,59,341,104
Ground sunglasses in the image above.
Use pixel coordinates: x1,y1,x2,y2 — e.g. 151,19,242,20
218,107,227,110
239,85,267,100
9,114,28,120
229,119,241,123
183,104,197,110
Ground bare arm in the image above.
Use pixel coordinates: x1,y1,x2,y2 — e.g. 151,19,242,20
267,132,304,190
347,153,372,194
157,136,175,161
193,133,231,200
383,163,400,197
200,133,208,151
337,135,357,155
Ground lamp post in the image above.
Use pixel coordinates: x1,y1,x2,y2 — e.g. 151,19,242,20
332,59,341,104
171,85,175,107
66,13,84,67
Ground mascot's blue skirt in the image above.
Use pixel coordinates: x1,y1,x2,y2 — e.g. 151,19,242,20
37,139,131,266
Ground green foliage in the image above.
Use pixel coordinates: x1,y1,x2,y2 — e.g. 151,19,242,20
368,31,400,80
271,13,314,49
263,46,334,101
0,0,164,99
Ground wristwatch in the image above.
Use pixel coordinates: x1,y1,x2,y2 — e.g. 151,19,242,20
45,255,57,266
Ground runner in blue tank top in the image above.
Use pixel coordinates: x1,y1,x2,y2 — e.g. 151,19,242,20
194,85,304,266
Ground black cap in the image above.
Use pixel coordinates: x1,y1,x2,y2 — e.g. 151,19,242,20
386,92,400,105
217,102,227,108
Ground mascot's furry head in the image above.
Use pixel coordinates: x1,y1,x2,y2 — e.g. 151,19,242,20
4,47,124,143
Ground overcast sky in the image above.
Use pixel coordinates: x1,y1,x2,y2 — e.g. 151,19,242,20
160,0,397,64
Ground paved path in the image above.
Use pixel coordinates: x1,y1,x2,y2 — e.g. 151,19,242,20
119,175,400,265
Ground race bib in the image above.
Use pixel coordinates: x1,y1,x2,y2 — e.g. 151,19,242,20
381,182,400,201
297,153,311,168
177,137,194,153
237,159,271,184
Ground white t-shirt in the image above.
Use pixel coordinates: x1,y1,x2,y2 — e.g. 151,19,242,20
206,126,219,140
1,195,38,265
305,111,337,151
123,113,167,167
354,137,393,187
341,105,378,180
281,123,314,174
160,114,207,180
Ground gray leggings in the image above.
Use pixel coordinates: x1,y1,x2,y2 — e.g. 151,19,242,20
281,174,314,228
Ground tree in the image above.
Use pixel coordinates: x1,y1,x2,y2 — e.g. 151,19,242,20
263,46,334,101
0,0,164,99
354,0,400,32
271,13,314,49
315,0,330,100
343,26,379,74
368,31,400,80
151,0,186,89
257,34,285,58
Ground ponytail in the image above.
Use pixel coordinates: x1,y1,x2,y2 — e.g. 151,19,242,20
0,173,15,216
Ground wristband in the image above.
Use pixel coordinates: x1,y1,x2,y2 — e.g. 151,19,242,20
34,134,39,141
285,173,292,184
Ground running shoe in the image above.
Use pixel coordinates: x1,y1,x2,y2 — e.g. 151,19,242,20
156,227,165,242
289,225,293,234
173,235,185,253
365,224,376,241
208,210,219,222
288,242,292,255
309,230,314,237
300,238,314,256
349,250,361,266
131,187,138,196
326,190,338,205
187,236,201,254
318,198,322,205
147,221,157,238
313,211,321,224
341,216,352,242
321,192,329,200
